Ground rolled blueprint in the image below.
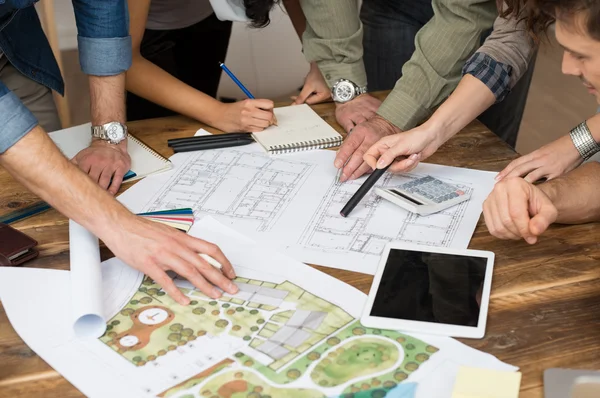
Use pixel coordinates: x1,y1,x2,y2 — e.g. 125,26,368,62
69,220,105,338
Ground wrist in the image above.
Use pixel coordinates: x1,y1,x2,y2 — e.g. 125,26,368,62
91,137,128,153
569,120,600,161
537,181,558,203
200,99,227,128
369,114,402,136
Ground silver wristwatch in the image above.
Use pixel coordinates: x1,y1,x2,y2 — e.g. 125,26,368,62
91,121,128,145
569,121,600,161
331,79,367,103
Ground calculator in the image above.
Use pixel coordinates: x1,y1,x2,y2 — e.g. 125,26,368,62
375,175,471,215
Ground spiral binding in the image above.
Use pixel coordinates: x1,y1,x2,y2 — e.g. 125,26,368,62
129,134,170,163
268,136,343,155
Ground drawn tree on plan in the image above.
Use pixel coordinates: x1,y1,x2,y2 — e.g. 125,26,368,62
137,286,164,304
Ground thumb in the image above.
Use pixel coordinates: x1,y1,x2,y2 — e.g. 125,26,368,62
528,197,557,238
293,85,314,105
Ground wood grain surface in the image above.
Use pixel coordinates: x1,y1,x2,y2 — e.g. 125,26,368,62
1,93,599,397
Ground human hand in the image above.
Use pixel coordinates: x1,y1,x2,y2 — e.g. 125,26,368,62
335,94,382,133
215,99,276,133
496,134,583,183
73,140,131,195
363,123,446,173
103,215,239,305
483,177,558,244
291,62,331,105
334,115,401,182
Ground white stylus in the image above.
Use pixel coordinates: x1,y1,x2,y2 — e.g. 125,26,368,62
199,253,223,270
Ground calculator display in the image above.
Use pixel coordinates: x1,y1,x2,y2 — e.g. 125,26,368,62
389,189,423,205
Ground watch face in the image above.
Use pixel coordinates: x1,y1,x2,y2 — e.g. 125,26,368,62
334,81,356,102
106,122,124,142
139,308,169,325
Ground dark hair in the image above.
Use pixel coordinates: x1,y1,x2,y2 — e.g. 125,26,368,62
502,0,600,41
244,0,281,28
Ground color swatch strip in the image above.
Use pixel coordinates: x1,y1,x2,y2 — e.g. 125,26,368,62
136,208,194,233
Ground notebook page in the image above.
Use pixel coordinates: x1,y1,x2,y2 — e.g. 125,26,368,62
252,104,342,152
49,123,171,181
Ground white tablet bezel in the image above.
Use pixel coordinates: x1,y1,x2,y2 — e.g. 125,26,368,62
361,242,494,339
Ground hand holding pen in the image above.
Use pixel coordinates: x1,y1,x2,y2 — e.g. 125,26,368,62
219,62,278,127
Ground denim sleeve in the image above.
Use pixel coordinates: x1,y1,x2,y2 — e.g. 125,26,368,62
72,0,132,76
0,84,38,154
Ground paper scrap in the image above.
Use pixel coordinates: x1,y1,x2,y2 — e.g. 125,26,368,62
452,366,521,398
194,128,213,137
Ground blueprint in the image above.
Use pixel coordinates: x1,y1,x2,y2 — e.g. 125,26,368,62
118,144,496,274
141,149,315,232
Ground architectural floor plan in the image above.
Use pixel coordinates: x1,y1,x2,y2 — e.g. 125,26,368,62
119,146,496,274
142,150,315,232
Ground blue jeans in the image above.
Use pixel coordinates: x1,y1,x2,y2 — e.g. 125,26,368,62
360,0,535,148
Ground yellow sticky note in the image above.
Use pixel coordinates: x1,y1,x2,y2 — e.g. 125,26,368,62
452,366,522,398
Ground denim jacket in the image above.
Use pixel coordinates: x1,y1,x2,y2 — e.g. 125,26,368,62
0,0,132,153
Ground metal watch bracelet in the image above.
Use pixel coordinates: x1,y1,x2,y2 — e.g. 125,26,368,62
569,121,600,161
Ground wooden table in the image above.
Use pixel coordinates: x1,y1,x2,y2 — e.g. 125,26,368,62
1,94,600,397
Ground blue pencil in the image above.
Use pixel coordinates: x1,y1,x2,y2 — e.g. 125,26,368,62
219,62,277,125
219,62,255,99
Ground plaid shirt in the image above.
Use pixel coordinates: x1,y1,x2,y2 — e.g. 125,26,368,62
462,52,512,102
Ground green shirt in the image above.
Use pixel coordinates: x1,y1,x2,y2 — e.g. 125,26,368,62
300,0,498,131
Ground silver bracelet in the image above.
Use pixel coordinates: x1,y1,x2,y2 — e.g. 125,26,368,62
569,121,600,161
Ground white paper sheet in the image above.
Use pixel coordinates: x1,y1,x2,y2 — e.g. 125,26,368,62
118,144,496,274
0,217,514,398
69,221,106,338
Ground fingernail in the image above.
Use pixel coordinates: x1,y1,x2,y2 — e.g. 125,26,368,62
405,159,415,167
377,159,386,168
229,282,238,294
182,297,191,305
340,173,348,182
334,160,342,168
409,153,419,160
495,174,501,181
212,288,222,298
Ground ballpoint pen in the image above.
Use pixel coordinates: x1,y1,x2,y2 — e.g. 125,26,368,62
340,165,391,217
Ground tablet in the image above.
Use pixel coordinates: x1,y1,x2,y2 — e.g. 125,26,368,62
361,243,494,339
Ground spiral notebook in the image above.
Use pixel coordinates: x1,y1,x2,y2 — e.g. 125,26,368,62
49,123,172,181
252,104,343,154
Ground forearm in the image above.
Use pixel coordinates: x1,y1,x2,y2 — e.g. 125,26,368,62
377,0,497,130
89,74,126,125
283,0,306,41
539,162,600,224
584,113,600,142
425,74,496,141
0,127,131,238
125,56,224,126
300,0,366,88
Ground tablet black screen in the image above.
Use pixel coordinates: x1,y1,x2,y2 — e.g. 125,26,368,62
370,249,487,327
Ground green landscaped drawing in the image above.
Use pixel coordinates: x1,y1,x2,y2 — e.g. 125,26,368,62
101,276,439,397
310,338,400,387
193,370,324,398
